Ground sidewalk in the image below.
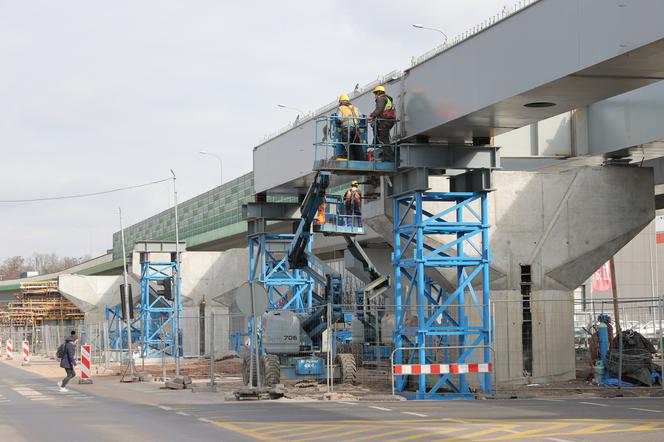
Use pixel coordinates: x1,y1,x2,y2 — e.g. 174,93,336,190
0,355,236,406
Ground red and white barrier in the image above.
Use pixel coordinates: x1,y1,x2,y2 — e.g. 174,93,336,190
6,339,12,360
21,341,30,366
394,363,493,375
79,345,93,384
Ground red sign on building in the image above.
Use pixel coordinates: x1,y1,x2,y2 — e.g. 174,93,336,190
592,261,612,291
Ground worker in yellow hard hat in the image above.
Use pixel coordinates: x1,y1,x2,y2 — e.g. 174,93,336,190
343,181,362,227
335,94,363,161
368,85,396,161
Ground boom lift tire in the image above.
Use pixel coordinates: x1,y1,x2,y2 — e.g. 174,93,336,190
242,353,258,386
262,354,281,387
336,353,358,385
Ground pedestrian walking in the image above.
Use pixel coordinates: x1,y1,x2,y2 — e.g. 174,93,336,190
57,330,78,392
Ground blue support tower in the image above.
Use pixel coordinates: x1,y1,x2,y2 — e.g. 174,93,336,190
139,261,181,358
248,232,314,315
104,304,140,352
392,190,492,399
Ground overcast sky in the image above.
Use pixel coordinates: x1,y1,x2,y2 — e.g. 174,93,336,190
0,0,508,260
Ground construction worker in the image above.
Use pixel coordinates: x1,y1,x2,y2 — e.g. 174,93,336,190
343,181,362,227
368,85,396,161
336,94,364,161
315,196,326,225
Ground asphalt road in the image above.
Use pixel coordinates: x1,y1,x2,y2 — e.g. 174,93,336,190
0,362,247,441
1,361,664,441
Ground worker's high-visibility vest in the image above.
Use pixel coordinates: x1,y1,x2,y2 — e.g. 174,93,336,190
338,104,360,127
378,95,396,119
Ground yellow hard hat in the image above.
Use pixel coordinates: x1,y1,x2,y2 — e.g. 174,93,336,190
351,180,359,186
338,94,350,102
373,85,386,93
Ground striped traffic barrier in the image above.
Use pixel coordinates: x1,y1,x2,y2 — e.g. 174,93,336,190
79,345,93,384
393,363,493,375
21,341,30,366
6,339,12,360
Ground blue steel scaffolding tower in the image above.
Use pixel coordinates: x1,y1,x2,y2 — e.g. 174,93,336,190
393,190,492,399
139,261,181,358
248,232,314,315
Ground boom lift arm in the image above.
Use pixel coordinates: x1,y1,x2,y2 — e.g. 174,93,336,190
288,171,330,269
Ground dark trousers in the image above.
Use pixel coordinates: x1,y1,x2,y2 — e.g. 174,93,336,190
62,367,75,387
345,207,362,227
373,120,395,161
340,127,363,160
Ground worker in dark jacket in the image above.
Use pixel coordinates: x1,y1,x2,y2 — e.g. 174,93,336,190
58,330,78,392
368,85,396,161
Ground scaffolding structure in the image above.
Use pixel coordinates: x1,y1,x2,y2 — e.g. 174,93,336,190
393,190,492,399
0,281,83,327
248,231,314,315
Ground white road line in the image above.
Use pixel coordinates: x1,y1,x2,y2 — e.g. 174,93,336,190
337,401,358,405
629,407,663,413
579,401,609,407
176,411,190,416
546,438,575,442
157,405,173,411
12,387,52,401
538,398,564,402
445,418,467,424
368,406,392,411
401,411,428,417
502,429,520,434
198,418,215,424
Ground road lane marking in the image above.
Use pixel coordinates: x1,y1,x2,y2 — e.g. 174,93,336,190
579,401,609,407
486,422,573,441
629,407,662,413
451,424,520,440
198,418,215,424
368,406,392,411
538,398,564,402
12,387,53,401
175,411,190,416
157,405,173,411
351,428,413,441
214,421,283,442
545,438,575,442
288,426,374,442
402,411,429,417
271,425,345,439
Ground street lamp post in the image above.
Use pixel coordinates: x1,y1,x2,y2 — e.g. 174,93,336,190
170,169,181,377
277,104,306,119
199,151,223,188
412,23,448,44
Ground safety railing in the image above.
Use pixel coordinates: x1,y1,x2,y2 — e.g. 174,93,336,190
313,194,365,235
313,116,398,174
390,345,496,399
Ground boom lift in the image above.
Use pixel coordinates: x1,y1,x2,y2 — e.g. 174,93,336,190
243,169,389,386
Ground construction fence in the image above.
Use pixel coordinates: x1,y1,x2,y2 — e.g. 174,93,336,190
0,296,661,396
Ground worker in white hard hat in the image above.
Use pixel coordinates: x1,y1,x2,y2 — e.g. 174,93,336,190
335,94,364,160
368,85,396,161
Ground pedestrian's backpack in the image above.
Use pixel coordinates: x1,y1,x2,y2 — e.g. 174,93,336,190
56,342,66,359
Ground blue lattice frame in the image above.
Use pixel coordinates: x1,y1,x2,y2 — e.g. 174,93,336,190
139,261,181,358
393,191,491,399
248,232,314,315
104,305,140,351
